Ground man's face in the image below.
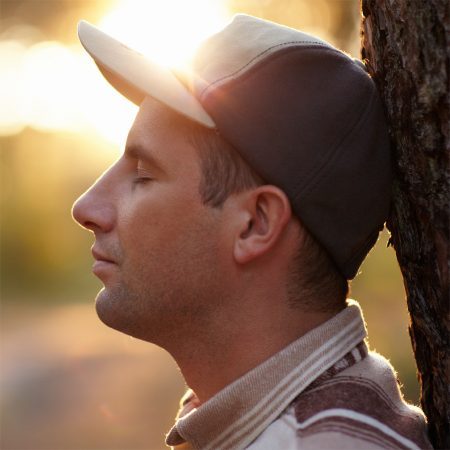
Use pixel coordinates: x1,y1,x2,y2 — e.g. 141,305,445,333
72,97,225,344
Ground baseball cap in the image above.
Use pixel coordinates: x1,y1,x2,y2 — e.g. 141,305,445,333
78,14,392,280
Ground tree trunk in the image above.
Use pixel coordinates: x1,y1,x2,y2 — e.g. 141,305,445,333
361,1,449,448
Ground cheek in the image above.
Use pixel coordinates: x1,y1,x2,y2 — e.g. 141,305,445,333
117,188,203,256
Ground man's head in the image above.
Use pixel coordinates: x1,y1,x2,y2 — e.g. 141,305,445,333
72,96,309,344
73,14,392,342
77,14,392,280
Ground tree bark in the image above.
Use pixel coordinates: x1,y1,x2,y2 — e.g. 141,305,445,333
361,1,449,448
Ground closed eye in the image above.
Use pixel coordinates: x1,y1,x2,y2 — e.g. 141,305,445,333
133,165,154,186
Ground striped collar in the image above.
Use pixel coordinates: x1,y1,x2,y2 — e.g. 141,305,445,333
166,300,367,450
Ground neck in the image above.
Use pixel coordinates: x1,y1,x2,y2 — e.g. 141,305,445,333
164,293,336,403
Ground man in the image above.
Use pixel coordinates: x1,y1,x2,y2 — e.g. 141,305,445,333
73,14,432,450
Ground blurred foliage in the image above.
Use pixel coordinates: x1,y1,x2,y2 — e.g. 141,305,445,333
1,130,117,302
0,1,421,449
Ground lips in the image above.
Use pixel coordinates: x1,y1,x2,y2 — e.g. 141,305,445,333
91,246,118,280
92,247,116,264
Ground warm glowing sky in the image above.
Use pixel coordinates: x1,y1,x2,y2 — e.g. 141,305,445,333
1,1,359,147
0,0,231,145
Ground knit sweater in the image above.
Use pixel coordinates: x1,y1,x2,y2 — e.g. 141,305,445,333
166,301,432,449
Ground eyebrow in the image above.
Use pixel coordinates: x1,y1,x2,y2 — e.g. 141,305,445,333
125,143,164,171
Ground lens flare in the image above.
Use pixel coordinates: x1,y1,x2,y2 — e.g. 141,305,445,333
99,0,230,67
0,0,230,145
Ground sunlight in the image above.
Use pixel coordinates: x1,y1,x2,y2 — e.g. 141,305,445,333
99,0,230,67
22,42,82,132
0,40,29,136
0,40,135,145
0,0,230,145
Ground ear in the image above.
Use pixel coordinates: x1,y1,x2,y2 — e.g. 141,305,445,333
234,186,292,265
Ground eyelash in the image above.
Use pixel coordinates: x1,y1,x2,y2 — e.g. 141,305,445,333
133,177,151,185
133,166,153,186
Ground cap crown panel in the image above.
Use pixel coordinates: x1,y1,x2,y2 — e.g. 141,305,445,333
191,14,331,99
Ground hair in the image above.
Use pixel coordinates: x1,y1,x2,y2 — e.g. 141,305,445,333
187,123,349,313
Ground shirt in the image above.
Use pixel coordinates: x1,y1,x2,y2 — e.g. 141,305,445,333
166,301,431,449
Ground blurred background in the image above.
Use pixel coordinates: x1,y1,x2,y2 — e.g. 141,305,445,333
0,1,419,449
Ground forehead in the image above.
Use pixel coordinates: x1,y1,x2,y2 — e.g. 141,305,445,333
126,97,200,170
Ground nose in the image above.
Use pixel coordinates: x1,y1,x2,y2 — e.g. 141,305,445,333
72,172,116,234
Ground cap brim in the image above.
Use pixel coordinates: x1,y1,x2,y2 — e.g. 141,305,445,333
77,20,215,128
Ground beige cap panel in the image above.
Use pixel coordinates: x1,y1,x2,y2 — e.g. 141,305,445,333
77,20,215,128
192,14,330,99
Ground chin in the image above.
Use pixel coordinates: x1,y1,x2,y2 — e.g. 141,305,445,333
94,286,159,343
95,287,134,333
95,288,122,328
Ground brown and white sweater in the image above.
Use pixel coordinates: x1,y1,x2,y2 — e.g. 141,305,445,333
166,301,432,450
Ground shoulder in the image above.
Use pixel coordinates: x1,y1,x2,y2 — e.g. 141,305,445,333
292,352,431,449
247,351,432,450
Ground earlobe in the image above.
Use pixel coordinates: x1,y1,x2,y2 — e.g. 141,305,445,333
233,186,292,265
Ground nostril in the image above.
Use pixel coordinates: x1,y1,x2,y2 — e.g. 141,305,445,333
83,220,101,232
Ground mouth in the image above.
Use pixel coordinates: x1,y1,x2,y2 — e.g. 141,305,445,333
92,247,116,264
91,247,118,279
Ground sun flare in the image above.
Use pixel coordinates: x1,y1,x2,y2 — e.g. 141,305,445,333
0,0,230,145
99,0,230,68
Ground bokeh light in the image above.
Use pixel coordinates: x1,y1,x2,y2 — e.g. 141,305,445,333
0,0,230,145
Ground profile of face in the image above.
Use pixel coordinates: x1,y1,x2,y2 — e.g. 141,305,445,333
72,97,227,345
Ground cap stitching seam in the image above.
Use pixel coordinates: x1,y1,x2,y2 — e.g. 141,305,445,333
292,88,378,274
292,86,377,199
199,42,336,100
